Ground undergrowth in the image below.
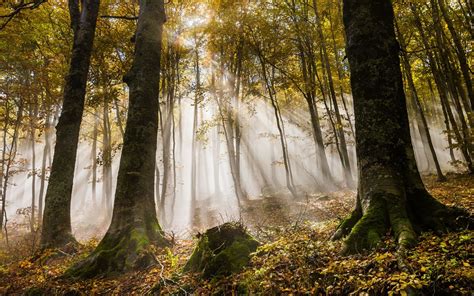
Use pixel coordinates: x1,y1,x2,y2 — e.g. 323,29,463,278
0,173,472,295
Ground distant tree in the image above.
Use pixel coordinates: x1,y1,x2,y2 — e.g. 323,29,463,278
332,0,470,253
67,0,168,277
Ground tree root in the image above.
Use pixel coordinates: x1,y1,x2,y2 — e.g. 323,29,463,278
65,226,168,279
341,198,388,255
335,190,472,255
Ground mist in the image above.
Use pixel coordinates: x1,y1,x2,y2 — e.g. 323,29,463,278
3,92,462,241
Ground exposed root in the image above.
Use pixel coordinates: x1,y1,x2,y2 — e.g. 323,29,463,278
331,205,362,241
65,225,168,279
40,232,78,252
341,198,388,255
335,188,472,255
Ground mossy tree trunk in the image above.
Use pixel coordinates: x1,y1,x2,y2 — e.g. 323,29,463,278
333,0,470,254
67,0,168,278
40,0,100,249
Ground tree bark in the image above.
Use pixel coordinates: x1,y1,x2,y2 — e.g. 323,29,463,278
190,47,200,226
38,111,52,225
333,0,469,254
40,0,100,249
67,0,168,278
29,101,38,233
102,100,113,220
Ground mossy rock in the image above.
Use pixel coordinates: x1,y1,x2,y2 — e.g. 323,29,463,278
184,222,259,278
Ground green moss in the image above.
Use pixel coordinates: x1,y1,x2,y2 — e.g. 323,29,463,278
343,197,388,254
65,226,161,279
24,287,47,296
184,223,259,278
332,205,363,240
367,229,381,247
130,228,150,251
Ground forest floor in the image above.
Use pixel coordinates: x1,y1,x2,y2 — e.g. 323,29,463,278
0,173,472,295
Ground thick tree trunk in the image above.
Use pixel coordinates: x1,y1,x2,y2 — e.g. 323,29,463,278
333,0,469,254
40,0,100,249
67,0,168,278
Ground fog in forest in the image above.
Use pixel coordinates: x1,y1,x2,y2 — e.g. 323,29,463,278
4,94,460,241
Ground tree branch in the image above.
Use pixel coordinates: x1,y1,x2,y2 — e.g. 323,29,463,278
0,0,47,30
100,15,138,20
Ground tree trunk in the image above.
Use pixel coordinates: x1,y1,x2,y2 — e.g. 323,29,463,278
67,0,168,278
313,0,354,188
214,115,221,195
29,102,38,233
293,30,334,188
102,100,113,220
410,3,474,172
40,0,100,249
0,98,24,232
91,109,98,205
328,4,355,136
333,0,469,254
190,47,201,225
437,0,474,110
159,47,176,225
0,99,10,232
396,23,446,182
258,56,298,199
38,112,52,225
215,52,246,203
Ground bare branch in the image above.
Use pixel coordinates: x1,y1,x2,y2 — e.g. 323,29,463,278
100,15,138,21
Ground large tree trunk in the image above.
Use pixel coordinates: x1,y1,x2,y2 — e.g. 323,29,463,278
333,0,469,254
67,0,168,278
40,0,100,249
